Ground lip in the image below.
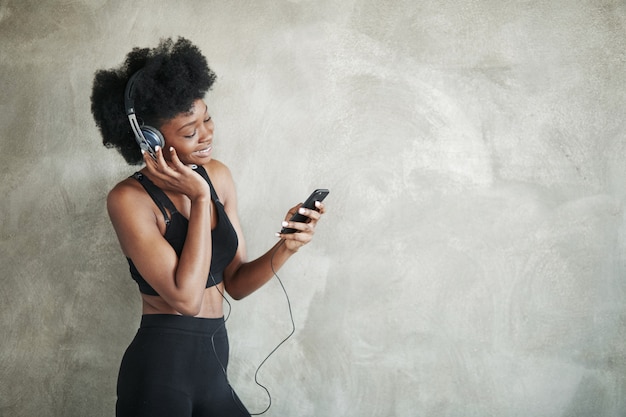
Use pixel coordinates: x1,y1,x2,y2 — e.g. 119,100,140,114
194,144,212,157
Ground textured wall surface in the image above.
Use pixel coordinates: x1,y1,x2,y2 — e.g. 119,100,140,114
1,0,625,416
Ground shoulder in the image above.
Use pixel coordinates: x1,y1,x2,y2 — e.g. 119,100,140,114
105,174,166,258
204,158,233,181
107,176,141,204
106,175,154,219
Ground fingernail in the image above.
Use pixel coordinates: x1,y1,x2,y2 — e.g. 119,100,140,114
298,208,306,214
275,232,281,237
155,146,161,152
140,149,145,154
170,146,175,152
282,221,288,227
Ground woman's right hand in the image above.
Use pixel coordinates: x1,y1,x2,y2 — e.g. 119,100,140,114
142,146,211,201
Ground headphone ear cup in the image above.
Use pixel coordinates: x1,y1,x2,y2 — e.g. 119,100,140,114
140,125,165,154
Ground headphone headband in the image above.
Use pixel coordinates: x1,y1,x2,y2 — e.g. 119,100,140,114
123,69,164,159
124,69,143,116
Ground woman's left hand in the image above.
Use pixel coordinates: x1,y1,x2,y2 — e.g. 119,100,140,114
277,201,326,252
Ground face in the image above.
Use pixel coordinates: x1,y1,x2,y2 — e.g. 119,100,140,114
159,99,214,165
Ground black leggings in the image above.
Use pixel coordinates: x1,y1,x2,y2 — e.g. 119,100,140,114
116,314,251,417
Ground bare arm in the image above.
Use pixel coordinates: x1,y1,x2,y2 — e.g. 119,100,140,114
215,165,326,300
107,147,213,316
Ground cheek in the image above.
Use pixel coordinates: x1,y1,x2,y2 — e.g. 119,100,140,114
177,141,197,155
162,136,192,154
171,142,198,164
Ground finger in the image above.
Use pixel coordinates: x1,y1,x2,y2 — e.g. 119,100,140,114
151,146,167,169
142,149,158,172
281,218,317,235
280,220,302,233
315,201,326,214
167,146,185,169
298,206,322,221
283,204,301,222
278,227,313,248
157,147,185,177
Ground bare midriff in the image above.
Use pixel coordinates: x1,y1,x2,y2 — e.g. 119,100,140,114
140,284,226,318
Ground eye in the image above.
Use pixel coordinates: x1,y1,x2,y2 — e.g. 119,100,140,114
182,114,210,138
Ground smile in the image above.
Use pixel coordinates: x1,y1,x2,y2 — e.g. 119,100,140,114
195,145,212,155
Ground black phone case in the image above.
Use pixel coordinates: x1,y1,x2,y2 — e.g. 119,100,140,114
281,188,329,234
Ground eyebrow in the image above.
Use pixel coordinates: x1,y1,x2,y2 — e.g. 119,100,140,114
176,104,209,132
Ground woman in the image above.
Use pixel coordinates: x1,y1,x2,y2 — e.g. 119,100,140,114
90,37,325,417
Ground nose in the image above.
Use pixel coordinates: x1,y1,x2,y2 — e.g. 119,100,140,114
199,119,214,142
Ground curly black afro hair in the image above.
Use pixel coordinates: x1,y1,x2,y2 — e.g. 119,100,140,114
90,37,217,165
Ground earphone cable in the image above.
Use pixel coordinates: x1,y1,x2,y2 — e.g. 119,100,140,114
249,239,295,415
210,238,295,416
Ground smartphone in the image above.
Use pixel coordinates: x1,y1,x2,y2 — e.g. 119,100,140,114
280,188,329,234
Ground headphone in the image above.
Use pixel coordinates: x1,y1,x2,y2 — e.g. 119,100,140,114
124,69,165,159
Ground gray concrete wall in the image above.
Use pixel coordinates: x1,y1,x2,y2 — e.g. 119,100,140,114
1,0,625,416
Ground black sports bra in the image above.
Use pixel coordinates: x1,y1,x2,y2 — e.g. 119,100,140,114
126,165,239,296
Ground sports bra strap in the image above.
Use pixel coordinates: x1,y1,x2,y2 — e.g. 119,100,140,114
193,165,221,203
131,172,178,226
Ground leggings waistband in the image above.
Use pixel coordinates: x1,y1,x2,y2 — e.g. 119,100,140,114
140,314,225,334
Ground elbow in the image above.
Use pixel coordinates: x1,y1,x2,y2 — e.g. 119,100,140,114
177,305,202,317
225,288,244,301
224,282,247,301
226,287,254,301
172,297,203,317
229,292,246,301
176,305,202,317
